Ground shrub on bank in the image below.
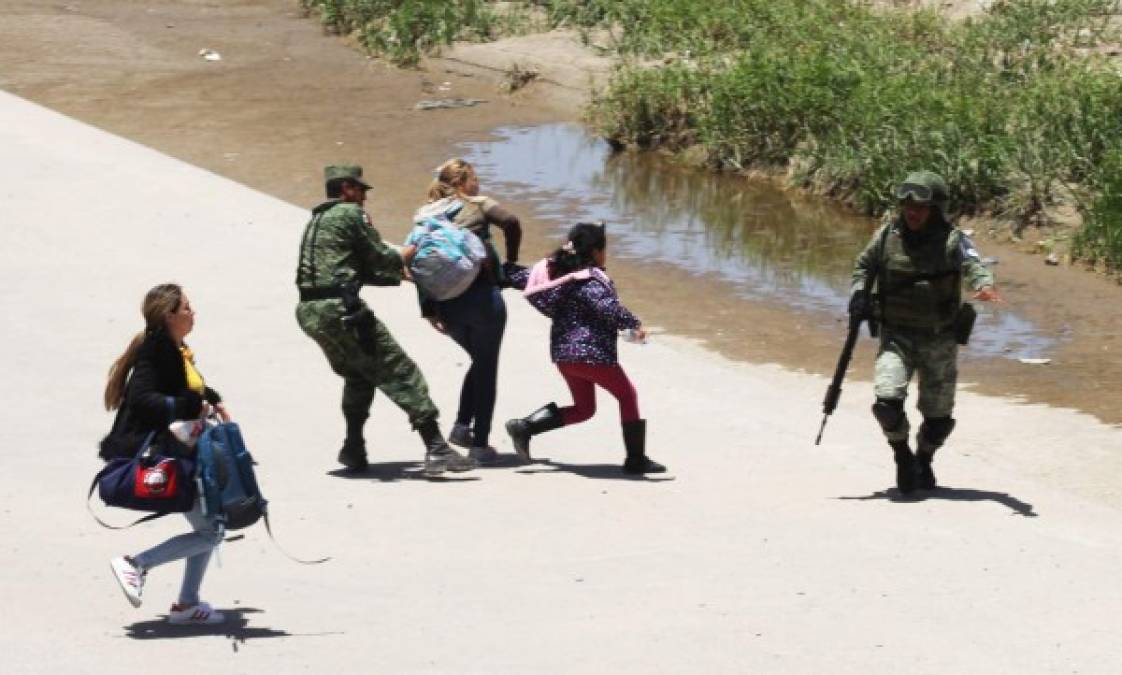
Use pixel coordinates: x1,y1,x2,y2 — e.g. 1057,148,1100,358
1077,149,1122,271
301,0,1122,271
300,0,501,66
575,0,1122,271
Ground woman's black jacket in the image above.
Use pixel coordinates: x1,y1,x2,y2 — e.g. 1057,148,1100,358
98,329,221,460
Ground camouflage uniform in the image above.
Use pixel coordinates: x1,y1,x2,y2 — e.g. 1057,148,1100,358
295,165,472,474
850,171,994,491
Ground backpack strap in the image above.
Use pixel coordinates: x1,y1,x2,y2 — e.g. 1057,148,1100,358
261,511,331,564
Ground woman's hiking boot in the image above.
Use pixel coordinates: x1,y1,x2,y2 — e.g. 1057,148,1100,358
621,419,666,475
468,445,500,464
448,422,472,448
419,421,476,476
891,440,917,494
505,403,564,461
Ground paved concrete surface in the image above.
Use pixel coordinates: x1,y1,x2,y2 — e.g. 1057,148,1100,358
1,91,1120,674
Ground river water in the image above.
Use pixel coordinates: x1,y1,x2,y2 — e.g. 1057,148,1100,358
463,123,1056,361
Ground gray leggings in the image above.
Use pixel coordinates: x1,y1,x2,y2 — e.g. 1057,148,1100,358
132,499,222,607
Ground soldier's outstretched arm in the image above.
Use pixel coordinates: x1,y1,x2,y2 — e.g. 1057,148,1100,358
955,231,1002,301
353,214,405,287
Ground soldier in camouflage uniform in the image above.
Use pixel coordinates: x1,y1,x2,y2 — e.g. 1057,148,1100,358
295,165,475,476
850,171,1003,493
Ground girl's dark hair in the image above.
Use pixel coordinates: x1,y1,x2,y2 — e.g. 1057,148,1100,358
548,222,607,279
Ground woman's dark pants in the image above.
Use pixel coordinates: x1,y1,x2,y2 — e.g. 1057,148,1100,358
438,280,507,448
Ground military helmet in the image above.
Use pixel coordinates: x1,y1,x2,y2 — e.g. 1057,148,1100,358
324,164,372,190
894,170,948,208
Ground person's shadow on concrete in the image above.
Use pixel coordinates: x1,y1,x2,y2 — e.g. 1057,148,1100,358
326,461,481,483
517,458,675,482
838,486,1038,517
123,608,299,644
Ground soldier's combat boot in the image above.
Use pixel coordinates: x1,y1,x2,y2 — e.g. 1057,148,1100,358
915,448,937,490
337,439,369,472
891,440,917,494
337,409,370,471
418,420,476,477
505,403,564,461
915,417,955,490
621,419,666,475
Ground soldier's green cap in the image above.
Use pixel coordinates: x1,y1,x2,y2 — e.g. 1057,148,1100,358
324,164,372,190
895,170,947,205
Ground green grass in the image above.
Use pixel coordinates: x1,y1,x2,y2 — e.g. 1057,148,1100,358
570,0,1122,271
1076,148,1122,271
302,0,1122,272
300,0,507,67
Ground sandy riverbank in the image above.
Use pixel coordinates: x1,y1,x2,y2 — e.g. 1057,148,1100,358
1,0,1118,425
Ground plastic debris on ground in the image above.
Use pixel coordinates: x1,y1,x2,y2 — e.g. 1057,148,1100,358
414,98,486,111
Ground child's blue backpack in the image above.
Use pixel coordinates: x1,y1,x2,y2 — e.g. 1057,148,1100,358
406,197,487,301
195,422,266,531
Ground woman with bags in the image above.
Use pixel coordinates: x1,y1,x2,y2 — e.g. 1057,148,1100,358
416,158,523,463
100,283,232,625
505,222,666,475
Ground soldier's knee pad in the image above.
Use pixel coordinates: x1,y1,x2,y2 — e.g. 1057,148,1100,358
871,398,907,433
919,416,956,447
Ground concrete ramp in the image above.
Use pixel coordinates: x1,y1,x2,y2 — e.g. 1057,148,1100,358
1,90,1120,674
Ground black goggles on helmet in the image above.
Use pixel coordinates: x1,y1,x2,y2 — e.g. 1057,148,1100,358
895,182,934,203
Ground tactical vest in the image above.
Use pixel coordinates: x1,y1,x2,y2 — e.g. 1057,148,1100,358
876,224,962,330
296,200,357,290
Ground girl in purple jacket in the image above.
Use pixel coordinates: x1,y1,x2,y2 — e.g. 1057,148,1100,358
505,222,666,474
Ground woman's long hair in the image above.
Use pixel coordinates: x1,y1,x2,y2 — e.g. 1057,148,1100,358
548,222,607,279
428,158,476,201
103,283,183,411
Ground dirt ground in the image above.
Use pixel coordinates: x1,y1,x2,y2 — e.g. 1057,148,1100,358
0,0,1118,425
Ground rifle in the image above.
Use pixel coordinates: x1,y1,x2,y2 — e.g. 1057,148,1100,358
815,222,898,445
815,301,877,444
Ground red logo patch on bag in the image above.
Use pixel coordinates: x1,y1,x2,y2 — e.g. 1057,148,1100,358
135,459,180,499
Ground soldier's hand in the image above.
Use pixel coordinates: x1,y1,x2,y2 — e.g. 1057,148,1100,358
427,317,448,334
848,289,871,318
973,286,1004,303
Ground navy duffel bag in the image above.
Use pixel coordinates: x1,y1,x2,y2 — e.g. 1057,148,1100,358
88,432,197,528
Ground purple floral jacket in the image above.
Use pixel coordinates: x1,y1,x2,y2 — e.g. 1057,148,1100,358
510,260,641,365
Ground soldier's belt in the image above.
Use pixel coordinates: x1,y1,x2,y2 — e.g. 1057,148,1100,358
298,287,344,302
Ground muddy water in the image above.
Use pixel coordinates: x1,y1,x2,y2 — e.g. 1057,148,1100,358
463,124,1056,361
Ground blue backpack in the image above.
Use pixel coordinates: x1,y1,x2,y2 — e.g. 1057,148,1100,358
195,422,266,531
406,197,487,300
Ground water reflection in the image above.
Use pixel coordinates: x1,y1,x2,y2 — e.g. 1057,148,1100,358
462,124,1055,359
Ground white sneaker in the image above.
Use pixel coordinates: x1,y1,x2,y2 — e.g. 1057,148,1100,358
168,601,225,625
448,423,472,448
110,556,144,608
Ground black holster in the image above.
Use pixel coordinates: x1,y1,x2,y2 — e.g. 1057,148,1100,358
953,302,976,346
338,280,377,355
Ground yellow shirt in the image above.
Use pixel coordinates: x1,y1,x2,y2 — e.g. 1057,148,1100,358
180,346,205,395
